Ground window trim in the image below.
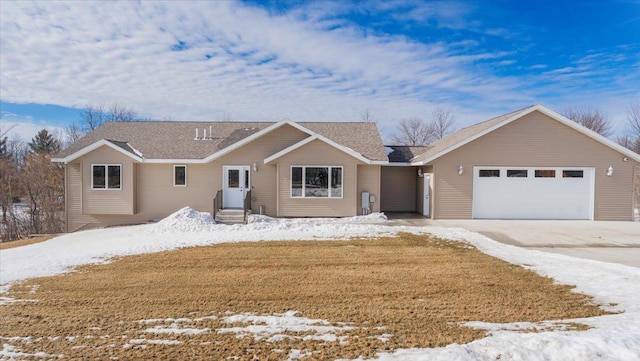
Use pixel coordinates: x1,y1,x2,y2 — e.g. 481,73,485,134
479,169,500,178
562,170,584,178
506,169,528,178
535,170,556,178
173,165,187,187
290,165,344,199
91,164,122,190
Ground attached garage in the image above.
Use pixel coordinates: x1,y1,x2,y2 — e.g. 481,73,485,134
409,105,640,221
472,166,595,220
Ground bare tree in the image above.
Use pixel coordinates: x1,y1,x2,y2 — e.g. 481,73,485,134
21,153,64,235
626,101,640,140
66,103,142,144
617,134,640,154
391,118,434,146
65,121,84,144
0,137,25,240
431,108,456,140
215,112,233,121
107,103,139,122
562,106,613,137
360,108,375,123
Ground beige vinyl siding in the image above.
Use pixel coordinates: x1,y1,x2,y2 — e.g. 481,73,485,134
209,124,309,217
431,110,638,220
357,165,381,213
66,162,132,231
66,124,310,230
80,146,136,215
276,139,361,217
380,167,417,212
135,163,217,221
66,163,94,232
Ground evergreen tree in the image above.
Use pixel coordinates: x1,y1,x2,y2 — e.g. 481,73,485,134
28,129,61,154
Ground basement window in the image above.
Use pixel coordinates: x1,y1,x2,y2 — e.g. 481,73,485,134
92,164,121,190
291,166,343,198
174,165,187,187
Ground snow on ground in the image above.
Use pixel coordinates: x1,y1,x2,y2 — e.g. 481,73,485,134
1,207,639,360
218,311,354,343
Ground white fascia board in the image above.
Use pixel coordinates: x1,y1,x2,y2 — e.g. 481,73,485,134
202,119,314,163
141,159,206,164
413,104,640,165
264,134,372,164
534,105,640,163
412,106,538,165
383,162,415,167
52,139,143,164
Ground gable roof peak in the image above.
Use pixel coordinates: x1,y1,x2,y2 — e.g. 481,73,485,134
410,103,640,164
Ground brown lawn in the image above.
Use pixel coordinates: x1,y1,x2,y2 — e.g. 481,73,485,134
0,233,608,360
0,235,57,250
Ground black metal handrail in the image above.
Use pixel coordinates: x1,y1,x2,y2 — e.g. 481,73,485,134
243,190,251,223
213,190,222,219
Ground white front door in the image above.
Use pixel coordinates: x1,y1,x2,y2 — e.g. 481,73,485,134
223,166,250,208
423,174,430,217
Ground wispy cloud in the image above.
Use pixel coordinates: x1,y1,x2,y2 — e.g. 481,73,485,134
0,1,638,139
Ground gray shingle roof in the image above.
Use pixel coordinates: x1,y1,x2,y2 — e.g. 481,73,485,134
385,146,431,162
55,121,388,162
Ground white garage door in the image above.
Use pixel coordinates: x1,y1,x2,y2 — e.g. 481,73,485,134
472,167,594,220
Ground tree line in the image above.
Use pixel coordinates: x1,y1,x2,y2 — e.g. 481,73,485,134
1,102,639,241
0,104,139,241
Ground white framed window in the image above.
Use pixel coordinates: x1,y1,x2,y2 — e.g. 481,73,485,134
291,166,343,198
92,164,122,190
174,165,187,187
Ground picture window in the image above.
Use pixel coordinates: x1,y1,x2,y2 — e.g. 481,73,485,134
291,166,343,198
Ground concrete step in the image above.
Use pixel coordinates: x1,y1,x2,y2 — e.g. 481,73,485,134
215,209,248,224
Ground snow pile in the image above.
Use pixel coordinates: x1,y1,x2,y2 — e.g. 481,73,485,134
149,207,215,233
2,214,640,360
247,212,388,224
218,311,353,343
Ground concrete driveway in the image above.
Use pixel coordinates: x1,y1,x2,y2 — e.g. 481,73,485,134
387,215,640,268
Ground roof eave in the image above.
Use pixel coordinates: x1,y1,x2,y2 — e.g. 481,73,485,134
264,134,373,164
202,119,314,163
51,139,144,164
412,104,640,164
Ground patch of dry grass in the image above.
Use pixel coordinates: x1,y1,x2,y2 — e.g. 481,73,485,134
0,233,608,360
0,235,57,250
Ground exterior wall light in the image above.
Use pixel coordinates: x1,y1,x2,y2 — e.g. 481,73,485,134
417,168,424,177
253,162,258,172
458,165,464,175
606,166,613,177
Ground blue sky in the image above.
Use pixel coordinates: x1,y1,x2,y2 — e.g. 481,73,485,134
1,0,638,142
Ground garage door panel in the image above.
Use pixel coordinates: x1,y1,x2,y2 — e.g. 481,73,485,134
472,167,594,220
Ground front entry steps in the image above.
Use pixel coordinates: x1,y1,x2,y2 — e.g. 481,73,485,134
215,209,249,224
